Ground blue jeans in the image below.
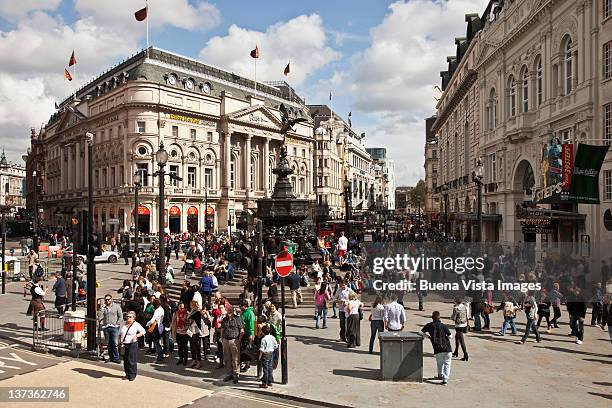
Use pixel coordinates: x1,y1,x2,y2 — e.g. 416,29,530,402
499,316,517,335
369,320,384,353
473,312,481,330
261,354,274,385
569,316,584,341
103,326,120,362
483,312,490,328
434,352,452,381
315,305,327,328
521,318,540,342
332,302,337,318
154,330,169,361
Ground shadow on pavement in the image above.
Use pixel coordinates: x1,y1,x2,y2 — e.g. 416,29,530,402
534,345,612,358
593,381,612,387
583,358,612,365
288,334,373,355
332,367,380,380
72,367,124,379
587,392,612,400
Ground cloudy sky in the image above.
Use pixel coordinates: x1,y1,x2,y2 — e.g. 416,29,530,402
0,0,488,186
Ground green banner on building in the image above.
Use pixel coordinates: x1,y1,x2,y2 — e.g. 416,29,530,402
567,143,609,203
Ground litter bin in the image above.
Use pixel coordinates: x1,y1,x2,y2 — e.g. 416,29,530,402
63,310,86,347
379,331,423,381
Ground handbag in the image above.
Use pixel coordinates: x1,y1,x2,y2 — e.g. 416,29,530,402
484,304,494,315
119,323,134,357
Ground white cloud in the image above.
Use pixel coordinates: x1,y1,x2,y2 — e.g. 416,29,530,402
0,10,140,164
347,0,489,186
0,0,61,20
199,14,339,87
74,0,221,32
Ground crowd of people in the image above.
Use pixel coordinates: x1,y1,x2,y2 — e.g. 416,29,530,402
23,222,612,387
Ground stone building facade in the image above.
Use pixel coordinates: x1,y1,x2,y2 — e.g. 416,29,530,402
0,150,25,208
430,0,612,247
27,47,314,236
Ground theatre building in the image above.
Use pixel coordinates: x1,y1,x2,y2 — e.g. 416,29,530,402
430,0,612,249
27,47,314,237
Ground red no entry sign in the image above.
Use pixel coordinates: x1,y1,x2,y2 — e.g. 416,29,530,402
275,251,293,277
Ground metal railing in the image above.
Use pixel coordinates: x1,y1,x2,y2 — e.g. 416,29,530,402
32,310,102,356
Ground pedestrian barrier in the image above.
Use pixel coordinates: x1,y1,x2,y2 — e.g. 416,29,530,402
32,310,102,355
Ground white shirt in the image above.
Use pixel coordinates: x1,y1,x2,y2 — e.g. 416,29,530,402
384,301,406,330
338,236,348,251
120,322,146,344
269,310,282,327
146,306,164,332
259,334,278,353
192,291,203,310
334,287,354,313
34,284,45,297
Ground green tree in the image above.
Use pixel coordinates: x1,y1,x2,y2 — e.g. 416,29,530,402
409,179,427,210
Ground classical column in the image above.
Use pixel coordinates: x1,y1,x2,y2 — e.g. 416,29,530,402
224,132,231,188
75,141,81,189
263,138,270,194
244,135,252,192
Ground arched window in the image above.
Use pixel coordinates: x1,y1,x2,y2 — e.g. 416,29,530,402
488,88,497,129
249,156,255,189
521,67,529,112
564,37,573,94
508,75,516,117
230,154,236,189
535,57,543,107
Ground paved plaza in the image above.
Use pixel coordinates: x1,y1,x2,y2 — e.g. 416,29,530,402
0,255,610,408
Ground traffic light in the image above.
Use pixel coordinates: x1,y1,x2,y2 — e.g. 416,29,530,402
89,233,102,256
238,241,253,270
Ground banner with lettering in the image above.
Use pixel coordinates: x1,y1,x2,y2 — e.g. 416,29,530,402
561,143,573,192
567,143,609,203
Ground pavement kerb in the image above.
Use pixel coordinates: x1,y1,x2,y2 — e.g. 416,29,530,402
239,388,356,408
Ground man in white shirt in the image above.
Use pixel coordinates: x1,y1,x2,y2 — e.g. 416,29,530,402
384,296,406,331
337,233,348,263
333,280,354,342
120,311,146,381
258,325,279,388
146,298,165,363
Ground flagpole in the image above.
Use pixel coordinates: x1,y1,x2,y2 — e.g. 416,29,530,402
146,0,150,58
254,58,257,94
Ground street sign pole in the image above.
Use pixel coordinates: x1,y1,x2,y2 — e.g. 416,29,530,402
275,250,292,385
280,276,288,384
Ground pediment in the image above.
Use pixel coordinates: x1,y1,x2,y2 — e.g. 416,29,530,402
227,105,282,130
56,106,87,133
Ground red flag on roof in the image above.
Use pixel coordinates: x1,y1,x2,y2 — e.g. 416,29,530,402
250,46,260,59
284,62,290,76
68,50,76,67
64,69,73,81
135,6,148,21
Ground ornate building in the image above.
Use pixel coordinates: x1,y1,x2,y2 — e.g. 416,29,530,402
0,150,26,208
430,0,612,247
26,47,314,236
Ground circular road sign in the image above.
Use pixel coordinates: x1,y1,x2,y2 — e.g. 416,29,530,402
275,251,293,277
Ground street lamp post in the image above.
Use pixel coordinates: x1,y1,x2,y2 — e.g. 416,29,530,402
343,177,352,237
85,132,96,351
1,205,9,295
472,157,484,242
32,171,39,254
133,172,141,264
204,186,208,258
442,184,450,239
155,142,169,276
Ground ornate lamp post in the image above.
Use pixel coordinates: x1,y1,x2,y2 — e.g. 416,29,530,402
32,170,39,254
155,143,169,275
133,171,142,262
472,157,484,242
441,184,450,239
343,177,352,237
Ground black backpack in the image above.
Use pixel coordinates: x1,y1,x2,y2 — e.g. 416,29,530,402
162,305,172,328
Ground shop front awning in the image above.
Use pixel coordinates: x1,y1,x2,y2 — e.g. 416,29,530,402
515,207,586,222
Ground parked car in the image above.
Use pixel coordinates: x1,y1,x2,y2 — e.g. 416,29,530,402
63,247,119,263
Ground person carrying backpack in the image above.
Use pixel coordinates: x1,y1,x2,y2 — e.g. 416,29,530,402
495,292,519,336
450,297,469,361
421,311,453,385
